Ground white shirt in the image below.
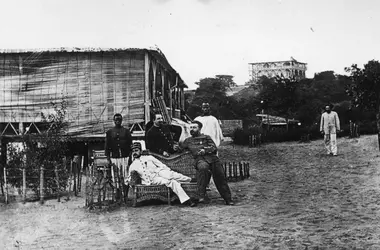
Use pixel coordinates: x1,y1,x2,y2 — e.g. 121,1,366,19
320,111,340,134
194,115,224,147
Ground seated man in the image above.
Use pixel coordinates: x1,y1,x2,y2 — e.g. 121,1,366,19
181,120,234,206
127,142,196,207
146,113,181,157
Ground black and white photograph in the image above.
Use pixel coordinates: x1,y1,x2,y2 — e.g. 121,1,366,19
1,0,380,249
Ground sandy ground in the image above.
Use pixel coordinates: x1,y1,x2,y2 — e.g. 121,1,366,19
1,135,380,249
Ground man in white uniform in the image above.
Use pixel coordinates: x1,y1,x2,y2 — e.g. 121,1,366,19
194,103,224,147
320,104,341,156
127,142,196,207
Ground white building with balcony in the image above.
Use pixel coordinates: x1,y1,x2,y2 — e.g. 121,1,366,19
249,58,307,83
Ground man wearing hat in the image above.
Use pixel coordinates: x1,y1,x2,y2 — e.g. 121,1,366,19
181,120,234,206
127,142,196,207
194,102,224,190
105,113,133,192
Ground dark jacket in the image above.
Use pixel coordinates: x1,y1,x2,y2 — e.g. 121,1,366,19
105,126,133,158
181,134,219,165
146,124,181,154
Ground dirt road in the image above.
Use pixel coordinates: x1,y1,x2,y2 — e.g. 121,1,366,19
1,135,380,249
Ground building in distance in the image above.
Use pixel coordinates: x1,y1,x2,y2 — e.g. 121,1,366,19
248,57,307,83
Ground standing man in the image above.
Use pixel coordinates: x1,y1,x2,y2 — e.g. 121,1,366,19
146,113,181,157
128,142,196,207
194,103,224,147
320,104,341,156
181,120,234,205
105,113,133,194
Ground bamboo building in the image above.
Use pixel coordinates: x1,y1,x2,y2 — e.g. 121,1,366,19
0,47,187,163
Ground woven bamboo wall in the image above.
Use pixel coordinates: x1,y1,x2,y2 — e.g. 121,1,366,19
0,50,146,136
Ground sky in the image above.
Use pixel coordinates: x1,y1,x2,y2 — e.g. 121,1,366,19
0,0,379,89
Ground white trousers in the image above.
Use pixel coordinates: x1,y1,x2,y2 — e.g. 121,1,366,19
110,157,129,188
151,170,191,203
324,133,337,155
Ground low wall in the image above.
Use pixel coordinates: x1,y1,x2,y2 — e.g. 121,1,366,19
220,120,243,137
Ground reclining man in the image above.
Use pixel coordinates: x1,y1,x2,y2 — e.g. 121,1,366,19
127,142,197,207
181,120,234,206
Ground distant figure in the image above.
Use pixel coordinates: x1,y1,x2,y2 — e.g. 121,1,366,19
105,113,133,190
146,113,181,157
194,102,224,147
128,142,196,207
320,104,340,156
181,120,234,206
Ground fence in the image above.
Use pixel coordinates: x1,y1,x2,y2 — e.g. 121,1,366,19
1,162,79,204
349,122,360,138
248,134,262,148
222,161,250,182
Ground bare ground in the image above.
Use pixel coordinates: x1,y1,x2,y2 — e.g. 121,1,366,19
1,135,380,249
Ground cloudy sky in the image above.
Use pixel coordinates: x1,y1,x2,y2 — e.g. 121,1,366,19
0,0,379,89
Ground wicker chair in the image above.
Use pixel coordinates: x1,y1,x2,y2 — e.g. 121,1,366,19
129,151,199,207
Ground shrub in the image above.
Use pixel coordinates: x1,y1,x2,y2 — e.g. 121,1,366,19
232,128,250,145
5,99,71,197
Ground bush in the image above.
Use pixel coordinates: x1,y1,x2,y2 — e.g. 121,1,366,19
232,128,250,145
359,120,377,135
4,99,71,197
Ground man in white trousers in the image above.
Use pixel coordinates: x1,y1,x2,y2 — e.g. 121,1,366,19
127,142,197,207
320,104,341,156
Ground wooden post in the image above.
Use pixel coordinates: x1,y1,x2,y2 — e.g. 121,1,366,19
258,134,262,146
79,155,84,193
144,52,151,123
4,167,8,204
85,167,88,207
22,167,26,203
152,61,157,99
233,162,238,181
246,163,250,178
239,162,244,180
243,163,247,178
68,159,73,200
39,166,44,204
228,162,232,181
73,162,77,196
54,165,60,202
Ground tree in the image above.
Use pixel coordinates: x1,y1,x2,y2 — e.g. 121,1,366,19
252,76,299,118
215,75,237,87
5,98,71,197
187,76,236,119
345,60,380,150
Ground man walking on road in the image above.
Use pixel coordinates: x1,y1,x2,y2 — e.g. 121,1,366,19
320,104,341,156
